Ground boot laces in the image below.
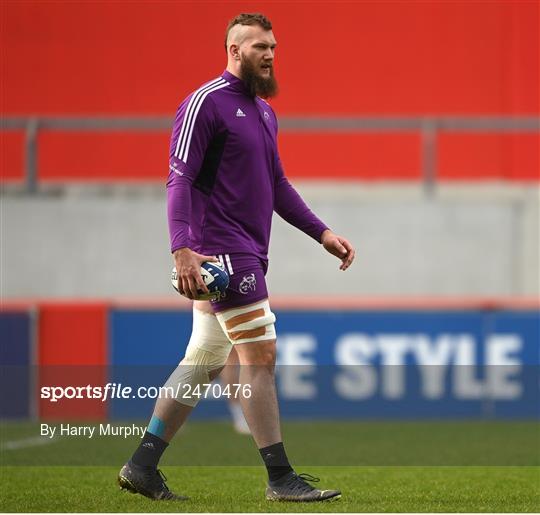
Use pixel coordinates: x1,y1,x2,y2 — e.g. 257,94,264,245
154,469,178,499
286,472,320,494
142,468,170,492
298,473,320,483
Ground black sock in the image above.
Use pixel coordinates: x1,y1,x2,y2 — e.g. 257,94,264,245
259,442,293,483
131,431,168,469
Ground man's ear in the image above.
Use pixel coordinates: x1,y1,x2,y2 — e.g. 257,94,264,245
229,44,240,60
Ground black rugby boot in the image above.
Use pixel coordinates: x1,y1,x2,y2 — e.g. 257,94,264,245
117,461,187,501
265,471,341,502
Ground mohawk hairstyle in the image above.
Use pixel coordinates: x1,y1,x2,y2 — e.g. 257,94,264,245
224,13,273,51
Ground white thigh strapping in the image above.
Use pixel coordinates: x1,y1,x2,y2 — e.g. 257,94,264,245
163,308,232,407
188,308,232,359
215,299,276,345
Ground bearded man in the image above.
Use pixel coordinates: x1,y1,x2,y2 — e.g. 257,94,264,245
118,12,355,502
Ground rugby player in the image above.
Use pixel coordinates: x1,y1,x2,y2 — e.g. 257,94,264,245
118,12,355,502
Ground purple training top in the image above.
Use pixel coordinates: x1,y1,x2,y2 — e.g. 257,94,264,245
167,70,328,260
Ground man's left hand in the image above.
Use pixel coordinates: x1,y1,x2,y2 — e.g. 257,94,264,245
321,229,355,271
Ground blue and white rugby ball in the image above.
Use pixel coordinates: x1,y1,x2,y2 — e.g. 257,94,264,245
171,261,229,301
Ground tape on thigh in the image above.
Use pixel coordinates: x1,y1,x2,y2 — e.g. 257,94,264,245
189,308,231,359
163,308,232,407
215,299,276,345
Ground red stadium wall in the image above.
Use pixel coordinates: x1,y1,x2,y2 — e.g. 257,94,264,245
38,303,108,420
2,0,538,181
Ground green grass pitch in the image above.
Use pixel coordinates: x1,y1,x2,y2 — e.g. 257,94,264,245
1,420,539,512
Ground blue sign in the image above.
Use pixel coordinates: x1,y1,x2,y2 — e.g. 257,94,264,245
108,309,539,420
0,311,33,418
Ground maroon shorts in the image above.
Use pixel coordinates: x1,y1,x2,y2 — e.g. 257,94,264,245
209,253,269,313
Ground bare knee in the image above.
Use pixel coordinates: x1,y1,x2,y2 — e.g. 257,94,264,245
208,365,225,381
235,340,276,371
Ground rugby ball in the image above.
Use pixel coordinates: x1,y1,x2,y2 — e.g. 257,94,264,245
171,261,229,301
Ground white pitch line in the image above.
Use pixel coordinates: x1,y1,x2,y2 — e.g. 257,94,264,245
1,436,55,450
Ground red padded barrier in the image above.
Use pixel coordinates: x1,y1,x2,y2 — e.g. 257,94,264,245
38,303,108,420
38,132,168,182
1,131,25,181
3,131,538,182
439,133,540,181
31,131,422,182
278,132,421,180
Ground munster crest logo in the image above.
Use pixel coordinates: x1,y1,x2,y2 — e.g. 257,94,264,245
239,273,257,294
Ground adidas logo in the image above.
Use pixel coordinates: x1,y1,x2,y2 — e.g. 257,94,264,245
236,108,246,117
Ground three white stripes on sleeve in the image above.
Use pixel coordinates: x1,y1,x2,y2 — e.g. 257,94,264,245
174,77,229,163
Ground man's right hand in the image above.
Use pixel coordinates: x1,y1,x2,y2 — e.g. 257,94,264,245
173,248,218,299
